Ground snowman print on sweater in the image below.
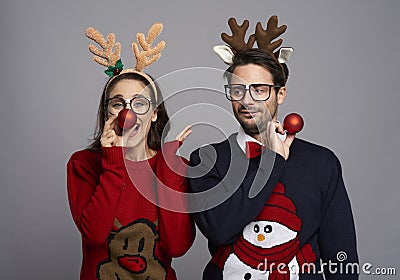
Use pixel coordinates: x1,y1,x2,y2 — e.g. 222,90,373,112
221,182,316,280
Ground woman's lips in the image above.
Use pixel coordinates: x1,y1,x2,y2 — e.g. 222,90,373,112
127,123,140,138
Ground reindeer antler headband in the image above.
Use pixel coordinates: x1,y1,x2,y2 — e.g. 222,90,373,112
85,22,165,100
213,16,293,65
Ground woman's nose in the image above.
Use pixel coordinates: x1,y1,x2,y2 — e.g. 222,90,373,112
125,101,132,110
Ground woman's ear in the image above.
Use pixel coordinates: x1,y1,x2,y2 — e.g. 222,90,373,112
151,109,158,122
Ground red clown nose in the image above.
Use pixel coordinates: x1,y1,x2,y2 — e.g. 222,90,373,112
117,109,137,129
283,113,304,135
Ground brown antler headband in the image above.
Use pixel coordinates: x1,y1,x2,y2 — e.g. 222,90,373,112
86,28,122,69
214,15,293,65
86,22,165,76
85,23,165,101
221,18,256,53
133,23,166,72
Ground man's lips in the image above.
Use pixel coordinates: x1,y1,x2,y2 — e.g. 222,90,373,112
239,110,259,118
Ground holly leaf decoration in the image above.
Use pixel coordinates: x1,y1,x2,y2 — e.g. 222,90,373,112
104,59,124,77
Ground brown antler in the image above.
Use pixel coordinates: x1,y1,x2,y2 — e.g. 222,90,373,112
132,22,166,72
255,15,287,53
85,27,121,67
221,18,256,53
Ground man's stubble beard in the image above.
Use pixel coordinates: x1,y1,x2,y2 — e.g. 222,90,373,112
234,100,278,138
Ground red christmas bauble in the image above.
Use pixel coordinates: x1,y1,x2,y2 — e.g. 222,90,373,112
117,109,137,129
283,113,304,134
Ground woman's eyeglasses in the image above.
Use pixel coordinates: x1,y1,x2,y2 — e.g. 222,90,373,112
105,95,155,115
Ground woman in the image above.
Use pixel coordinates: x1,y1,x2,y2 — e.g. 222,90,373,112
67,70,195,280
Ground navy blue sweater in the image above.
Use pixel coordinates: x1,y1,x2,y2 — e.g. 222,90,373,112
188,134,358,280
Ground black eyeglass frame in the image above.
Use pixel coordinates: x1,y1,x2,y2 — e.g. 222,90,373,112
224,83,282,101
104,95,156,115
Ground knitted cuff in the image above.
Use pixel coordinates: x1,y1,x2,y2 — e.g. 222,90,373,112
258,149,286,177
101,146,126,165
270,153,286,178
160,140,182,157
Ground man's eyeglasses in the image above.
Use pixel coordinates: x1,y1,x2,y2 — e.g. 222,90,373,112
224,83,281,101
105,95,155,115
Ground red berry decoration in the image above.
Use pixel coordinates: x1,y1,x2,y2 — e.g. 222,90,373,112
283,113,304,135
113,68,121,76
117,109,137,129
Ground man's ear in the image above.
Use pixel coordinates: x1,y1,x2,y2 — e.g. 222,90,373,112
277,86,286,105
151,109,158,122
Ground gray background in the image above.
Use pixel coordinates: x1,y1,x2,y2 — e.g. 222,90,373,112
1,0,399,279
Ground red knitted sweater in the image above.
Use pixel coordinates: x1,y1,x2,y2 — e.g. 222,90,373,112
67,141,195,280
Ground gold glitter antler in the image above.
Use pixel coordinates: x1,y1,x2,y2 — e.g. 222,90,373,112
85,27,121,67
221,18,256,54
254,15,287,53
132,22,166,72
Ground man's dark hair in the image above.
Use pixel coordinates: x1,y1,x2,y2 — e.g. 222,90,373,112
224,48,289,87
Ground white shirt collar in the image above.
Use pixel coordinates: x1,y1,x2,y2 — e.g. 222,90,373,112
236,126,264,154
236,124,287,154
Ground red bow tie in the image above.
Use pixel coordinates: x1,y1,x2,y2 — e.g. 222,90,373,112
245,141,265,159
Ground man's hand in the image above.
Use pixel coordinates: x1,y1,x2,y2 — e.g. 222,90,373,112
261,121,295,160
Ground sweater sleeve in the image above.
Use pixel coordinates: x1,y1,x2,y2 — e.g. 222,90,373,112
66,147,126,245
318,154,359,279
188,144,286,246
156,141,195,257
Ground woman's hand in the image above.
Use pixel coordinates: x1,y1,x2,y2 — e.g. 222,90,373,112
100,114,123,147
175,125,192,143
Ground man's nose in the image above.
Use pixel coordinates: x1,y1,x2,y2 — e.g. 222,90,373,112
241,89,254,105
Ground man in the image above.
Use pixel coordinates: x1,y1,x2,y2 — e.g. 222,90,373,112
188,16,358,280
